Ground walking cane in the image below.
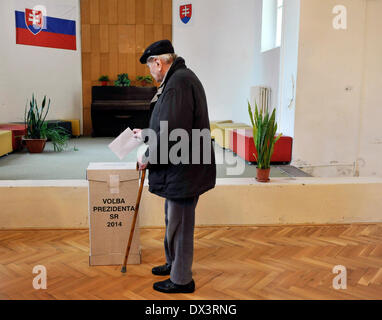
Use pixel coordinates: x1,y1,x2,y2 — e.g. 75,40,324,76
121,163,146,273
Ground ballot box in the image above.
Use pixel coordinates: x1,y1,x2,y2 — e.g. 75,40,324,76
87,162,141,266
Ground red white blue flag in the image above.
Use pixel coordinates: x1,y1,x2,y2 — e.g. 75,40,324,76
180,4,192,24
15,1,77,50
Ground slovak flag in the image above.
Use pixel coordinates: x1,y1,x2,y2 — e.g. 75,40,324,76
15,1,77,50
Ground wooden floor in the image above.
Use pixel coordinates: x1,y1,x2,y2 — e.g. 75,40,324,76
0,224,381,300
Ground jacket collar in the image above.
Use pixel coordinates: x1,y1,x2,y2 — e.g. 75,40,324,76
150,57,186,104
161,56,186,87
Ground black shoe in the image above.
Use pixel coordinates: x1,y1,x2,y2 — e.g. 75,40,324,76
152,263,171,276
153,278,195,294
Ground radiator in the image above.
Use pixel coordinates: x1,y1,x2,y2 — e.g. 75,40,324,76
250,86,271,114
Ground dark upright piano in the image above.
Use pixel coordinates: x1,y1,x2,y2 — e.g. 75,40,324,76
91,86,157,137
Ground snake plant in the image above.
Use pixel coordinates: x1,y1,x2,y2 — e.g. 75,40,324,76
24,94,70,152
248,101,282,169
24,94,50,139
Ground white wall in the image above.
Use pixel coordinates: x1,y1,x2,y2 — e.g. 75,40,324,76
356,0,382,177
173,0,280,125
292,0,382,178
0,0,82,126
277,0,300,138
260,46,280,113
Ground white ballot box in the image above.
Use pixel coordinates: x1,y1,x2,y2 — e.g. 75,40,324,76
87,162,141,266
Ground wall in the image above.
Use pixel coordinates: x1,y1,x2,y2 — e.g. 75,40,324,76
0,0,83,126
292,0,382,177
277,0,300,138
172,0,280,124
260,47,280,113
356,0,382,177
80,0,172,136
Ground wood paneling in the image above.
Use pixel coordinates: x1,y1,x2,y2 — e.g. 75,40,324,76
162,0,172,25
89,0,100,24
81,0,90,24
126,0,136,25
135,0,145,25
154,0,163,25
90,25,100,52
108,0,118,24
99,25,109,53
145,0,154,25
117,0,127,24
99,0,109,24
80,0,172,135
81,24,91,53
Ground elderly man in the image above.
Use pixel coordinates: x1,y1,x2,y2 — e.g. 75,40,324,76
133,40,216,294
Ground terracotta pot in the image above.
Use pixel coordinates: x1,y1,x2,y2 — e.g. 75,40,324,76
256,167,271,182
23,138,47,153
101,81,108,86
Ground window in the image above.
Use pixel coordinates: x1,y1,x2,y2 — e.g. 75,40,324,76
261,0,284,52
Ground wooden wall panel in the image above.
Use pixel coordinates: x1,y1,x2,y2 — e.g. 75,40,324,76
126,0,136,24
135,24,145,53
118,25,129,53
99,0,109,24
99,25,109,53
118,53,128,74
81,24,91,53
90,25,100,52
81,53,91,81
80,0,172,136
108,0,118,24
81,0,90,24
100,53,109,75
145,0,154,25
117,0,127,25
163,24,171,41
109,52,119,80
162,0,172,25
108,25,119,52
154,24,163,41
89,0,100,24
144,25,154,47
90,53,100,81
154,0,163,25
135,0,145,25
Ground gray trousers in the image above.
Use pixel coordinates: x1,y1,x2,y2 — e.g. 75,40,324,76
164,196,199,285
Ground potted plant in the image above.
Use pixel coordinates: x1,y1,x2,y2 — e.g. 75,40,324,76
114,73,131,87
136,75,153,87
23,94,70,153
248,101,282,182
98,75,110,86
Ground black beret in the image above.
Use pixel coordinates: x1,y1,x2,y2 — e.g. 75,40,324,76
139,39,174,64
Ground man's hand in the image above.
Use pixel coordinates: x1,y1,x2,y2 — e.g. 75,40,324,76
133,128,142,141
137,152,148,170
134,128,147,170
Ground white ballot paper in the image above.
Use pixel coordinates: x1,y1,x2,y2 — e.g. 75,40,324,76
108,127,143,160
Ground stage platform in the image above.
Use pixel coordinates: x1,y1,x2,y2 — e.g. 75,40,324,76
1,137,381,229
0,137,309,180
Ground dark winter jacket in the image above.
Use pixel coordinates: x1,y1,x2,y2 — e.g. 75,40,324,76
142,57,216,199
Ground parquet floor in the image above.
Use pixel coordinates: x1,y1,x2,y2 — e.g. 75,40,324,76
0,224,381,300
